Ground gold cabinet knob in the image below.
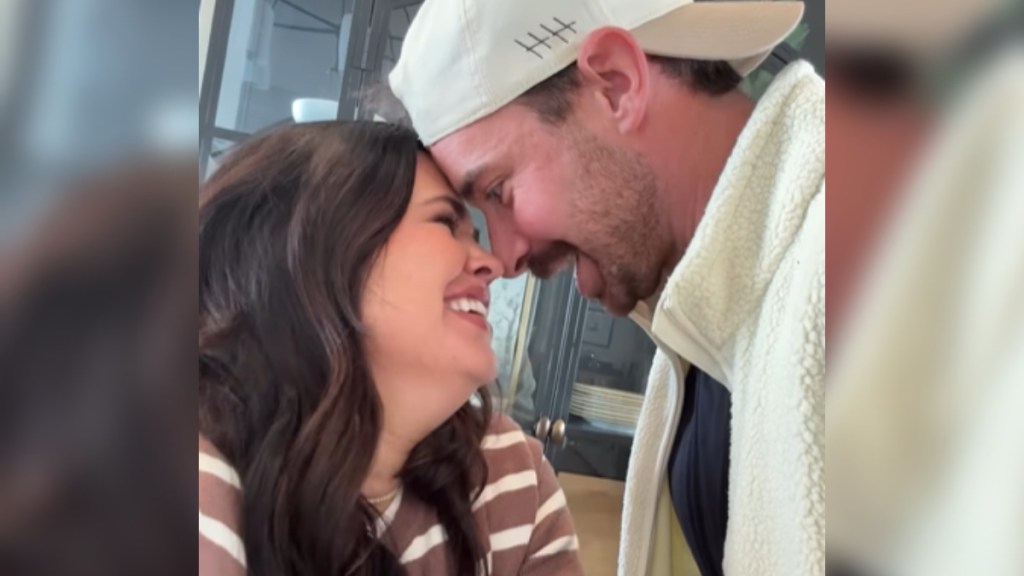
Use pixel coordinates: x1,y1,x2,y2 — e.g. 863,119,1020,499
550,418,567,445
534,417,552,440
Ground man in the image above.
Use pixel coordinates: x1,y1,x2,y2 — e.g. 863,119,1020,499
389,1,824,575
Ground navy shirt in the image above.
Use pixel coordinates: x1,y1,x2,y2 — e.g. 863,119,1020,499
667,366,732,576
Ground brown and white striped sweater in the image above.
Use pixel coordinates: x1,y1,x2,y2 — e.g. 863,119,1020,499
199,414,583,575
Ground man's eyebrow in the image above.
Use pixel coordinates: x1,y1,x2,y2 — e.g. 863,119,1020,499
456,167,486,200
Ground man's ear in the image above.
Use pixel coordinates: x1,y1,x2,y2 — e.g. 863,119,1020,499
575,27,650,134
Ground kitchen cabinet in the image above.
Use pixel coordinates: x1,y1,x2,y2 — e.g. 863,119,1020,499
498,264,655,481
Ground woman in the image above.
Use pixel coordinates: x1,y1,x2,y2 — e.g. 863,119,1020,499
198,121,582,576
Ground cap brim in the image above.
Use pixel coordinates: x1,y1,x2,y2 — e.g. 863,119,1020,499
631,1,805,76
827,0,1002,59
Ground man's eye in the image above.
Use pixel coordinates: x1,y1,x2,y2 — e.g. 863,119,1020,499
484,184,504,204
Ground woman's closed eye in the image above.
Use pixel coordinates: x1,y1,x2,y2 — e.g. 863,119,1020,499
433,211,460,234
429,196,476,239
434,210,476,240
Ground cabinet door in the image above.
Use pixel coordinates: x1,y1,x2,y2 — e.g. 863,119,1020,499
500,268,580,445
544,288,658,481
475,207,657,481
465,210,576,445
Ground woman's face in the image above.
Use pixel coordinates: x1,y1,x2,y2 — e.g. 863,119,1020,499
362,153,503,430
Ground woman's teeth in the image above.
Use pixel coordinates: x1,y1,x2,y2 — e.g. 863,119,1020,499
446,297,488,316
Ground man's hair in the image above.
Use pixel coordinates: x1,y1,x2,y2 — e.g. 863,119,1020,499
827,48,917,103
362,78,414,126
520,56,743,124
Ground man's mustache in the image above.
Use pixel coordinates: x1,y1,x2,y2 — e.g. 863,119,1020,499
527,241,575,278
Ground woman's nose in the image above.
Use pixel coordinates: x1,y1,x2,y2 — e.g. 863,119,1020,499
467,242,505,283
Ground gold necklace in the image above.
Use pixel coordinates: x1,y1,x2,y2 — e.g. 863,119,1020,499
365,486,400,506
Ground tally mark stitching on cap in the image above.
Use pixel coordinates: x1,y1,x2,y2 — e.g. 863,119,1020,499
514,17,578,59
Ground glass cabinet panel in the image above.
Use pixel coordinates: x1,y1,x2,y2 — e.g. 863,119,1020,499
554,299,656,480
215,0,355,133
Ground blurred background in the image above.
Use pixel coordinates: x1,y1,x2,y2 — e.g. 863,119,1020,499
1,1,197,575
826,1,1023,575
1,0,198,234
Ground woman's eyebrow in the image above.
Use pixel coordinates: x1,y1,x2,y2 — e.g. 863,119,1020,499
424,195,468,219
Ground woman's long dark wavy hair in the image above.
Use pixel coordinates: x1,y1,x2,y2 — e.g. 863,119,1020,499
198,121,491,575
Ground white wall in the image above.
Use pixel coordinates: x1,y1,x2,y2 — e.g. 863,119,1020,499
200,0,216,89
0,0,27,112
215,0,260,130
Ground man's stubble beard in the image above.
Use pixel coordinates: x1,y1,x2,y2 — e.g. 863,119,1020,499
569,131,668,314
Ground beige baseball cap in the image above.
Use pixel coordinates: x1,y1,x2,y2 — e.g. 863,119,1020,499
827,0,1006,59
389,0,804,145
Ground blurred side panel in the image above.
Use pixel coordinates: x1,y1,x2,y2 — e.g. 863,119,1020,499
826,0,1024,574
0,1,200,574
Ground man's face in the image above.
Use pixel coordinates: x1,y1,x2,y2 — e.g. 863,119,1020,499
430,104,669,316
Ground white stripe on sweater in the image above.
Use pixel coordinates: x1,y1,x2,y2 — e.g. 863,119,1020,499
530,535,579,559
199,452,241,489
374,489,404,538
472,470,537,511
199,508,247,567
535,489,567,525
480,429,526,450
489,524,534,552
400,524,447,564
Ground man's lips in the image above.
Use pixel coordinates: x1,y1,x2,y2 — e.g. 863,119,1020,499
573,253,603,300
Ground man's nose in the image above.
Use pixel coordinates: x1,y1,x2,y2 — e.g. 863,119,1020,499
487,222,530,278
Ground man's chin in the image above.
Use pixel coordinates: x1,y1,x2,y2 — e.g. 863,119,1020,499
596,291,639,317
